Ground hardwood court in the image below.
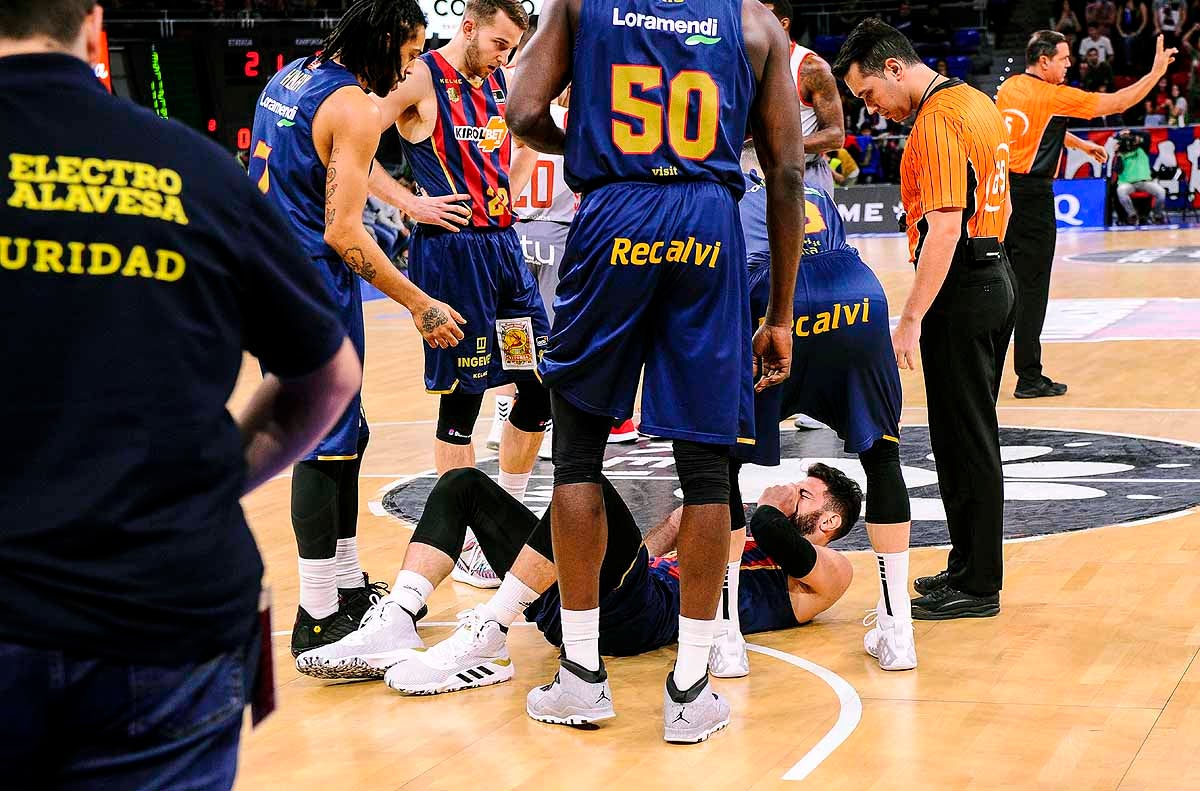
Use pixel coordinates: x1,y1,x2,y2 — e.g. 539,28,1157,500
230,228,1200,791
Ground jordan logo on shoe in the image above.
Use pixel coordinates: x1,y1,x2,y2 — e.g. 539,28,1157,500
672,711,690,724
595,689,610,704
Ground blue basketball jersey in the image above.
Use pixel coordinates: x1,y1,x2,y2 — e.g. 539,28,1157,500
249,57,360,262
401,51,514,229
741,174,849,265
565,0,756,198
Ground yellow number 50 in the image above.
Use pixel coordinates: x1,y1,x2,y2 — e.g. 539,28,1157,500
611,65,719,161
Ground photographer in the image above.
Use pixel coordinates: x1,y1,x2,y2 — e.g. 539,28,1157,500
1113,129,1168,222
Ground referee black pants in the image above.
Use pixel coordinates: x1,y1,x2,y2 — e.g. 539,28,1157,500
1006,174,1057,386
920,256,1016,596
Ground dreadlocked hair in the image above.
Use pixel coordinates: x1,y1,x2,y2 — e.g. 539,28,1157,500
320,0,427,97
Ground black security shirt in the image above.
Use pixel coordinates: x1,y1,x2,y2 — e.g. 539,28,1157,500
0,54,345,663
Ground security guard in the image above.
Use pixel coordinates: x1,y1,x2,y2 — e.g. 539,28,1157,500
997,30,1175,398
834,19,1015,619
0,2,359,788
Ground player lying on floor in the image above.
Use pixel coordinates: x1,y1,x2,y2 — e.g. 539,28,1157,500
295,466,859,693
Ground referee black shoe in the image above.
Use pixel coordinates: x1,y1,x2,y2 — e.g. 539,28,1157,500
1014,377,1068,399
913,569,951,596
911,586,999,620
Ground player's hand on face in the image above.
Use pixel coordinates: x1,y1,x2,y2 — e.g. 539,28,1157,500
892,316,921,371
752,323,793,392
758,484,800,520
414,299,467,348
409,193,473,231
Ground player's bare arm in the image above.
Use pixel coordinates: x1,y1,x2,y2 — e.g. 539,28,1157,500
315,87,466,348
369,60,473,230
506,0,578,154
799,55,846,156
743,0,805,392
508,138,540,198
787,546,853,623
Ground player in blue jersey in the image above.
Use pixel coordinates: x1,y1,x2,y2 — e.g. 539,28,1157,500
249,0,475,657
373,0,551,495
296,468,857,691
735,138,916,672
508,0,806,742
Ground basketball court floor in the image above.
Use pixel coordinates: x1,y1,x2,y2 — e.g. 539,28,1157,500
230,228,1200,790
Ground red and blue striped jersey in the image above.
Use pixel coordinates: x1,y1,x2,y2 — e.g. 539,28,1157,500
402,51,514,229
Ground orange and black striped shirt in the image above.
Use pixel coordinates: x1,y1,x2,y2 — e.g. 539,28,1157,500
900,80,1011,262
995,74,1100,178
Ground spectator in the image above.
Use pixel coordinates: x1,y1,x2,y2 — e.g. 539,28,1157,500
1080,22,1117,59
1169,79,1190,120
1054,0,1083,34
892,1,916,37
936,57,950,76
1116,0,1150,72
1143,97,1169,122
1151,74,1172,105
1113,129,1167,220
920,4,949,42
1156,0,1186,49
1087,0,1118,36
828,146,860,186
1083,46,1118,88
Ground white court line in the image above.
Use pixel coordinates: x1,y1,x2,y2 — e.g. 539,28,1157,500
903,406,1200,413
273,626,859,781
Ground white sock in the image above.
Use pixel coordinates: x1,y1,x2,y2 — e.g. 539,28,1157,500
498,469,531,501
560,607,600,671
876,551,912,626
392,569,434,617
494,395,513,424
719,560,742,635
674,615,717,689
478,574,539,628
334,537,363,589
298,557,338,619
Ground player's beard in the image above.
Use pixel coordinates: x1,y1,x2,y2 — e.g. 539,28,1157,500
792,510,822,537
463,38,488,79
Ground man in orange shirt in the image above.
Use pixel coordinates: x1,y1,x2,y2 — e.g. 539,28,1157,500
834,19,1015,620
996,30,1175,398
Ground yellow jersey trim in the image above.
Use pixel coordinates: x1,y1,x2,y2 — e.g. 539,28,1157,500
316,454,358,461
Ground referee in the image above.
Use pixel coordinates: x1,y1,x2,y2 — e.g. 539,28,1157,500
997,31,1176,398
1,1,359,787
833,20,1015,619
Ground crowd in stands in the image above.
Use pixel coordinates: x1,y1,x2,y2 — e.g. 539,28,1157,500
104,0,349,18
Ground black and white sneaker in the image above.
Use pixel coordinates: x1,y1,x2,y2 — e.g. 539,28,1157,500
290,606,358,658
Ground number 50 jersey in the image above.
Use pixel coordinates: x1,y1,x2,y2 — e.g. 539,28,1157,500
565,0,756,199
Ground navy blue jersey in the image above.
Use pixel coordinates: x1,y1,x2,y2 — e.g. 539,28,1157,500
401,51,514,228
0,54,344,662
565,0,756,198
741,175,849,264
249,57,360,263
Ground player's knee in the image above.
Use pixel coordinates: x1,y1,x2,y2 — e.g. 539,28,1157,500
550,393,610,485
860,438,911,524
433,466,490,497
674,440,731,506
435,390,485,445
509,380,551,433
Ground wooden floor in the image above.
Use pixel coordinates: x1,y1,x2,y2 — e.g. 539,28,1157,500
230,228,1200,791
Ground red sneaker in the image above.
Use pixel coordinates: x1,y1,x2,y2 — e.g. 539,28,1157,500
608,418,639,444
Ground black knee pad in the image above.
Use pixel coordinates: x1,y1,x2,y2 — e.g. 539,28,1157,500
550,392,610,485
729,459,746,532
860,438,911,524
436,390,485,445
510,380,552,433
674,440,731,506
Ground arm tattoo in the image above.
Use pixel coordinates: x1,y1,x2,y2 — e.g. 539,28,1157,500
324,147,339,226
342,246,378,284
420,305,449,334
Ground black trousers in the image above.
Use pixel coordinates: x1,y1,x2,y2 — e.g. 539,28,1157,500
1005,174,1057,386
920,256,1016,596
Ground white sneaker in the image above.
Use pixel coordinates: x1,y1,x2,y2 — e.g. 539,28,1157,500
863,609,917,671
793,414,827,430
452,528,501,589
663,673,730,744
385,608,514,695
708,627,749,678
295,595,424,680
537,422,553,461
486,397,512,450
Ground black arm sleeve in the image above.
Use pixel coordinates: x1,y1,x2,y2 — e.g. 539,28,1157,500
749,506,818,579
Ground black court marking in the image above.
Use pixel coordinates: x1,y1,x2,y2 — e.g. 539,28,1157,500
382,427,1200,552
1065,245,1200,265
